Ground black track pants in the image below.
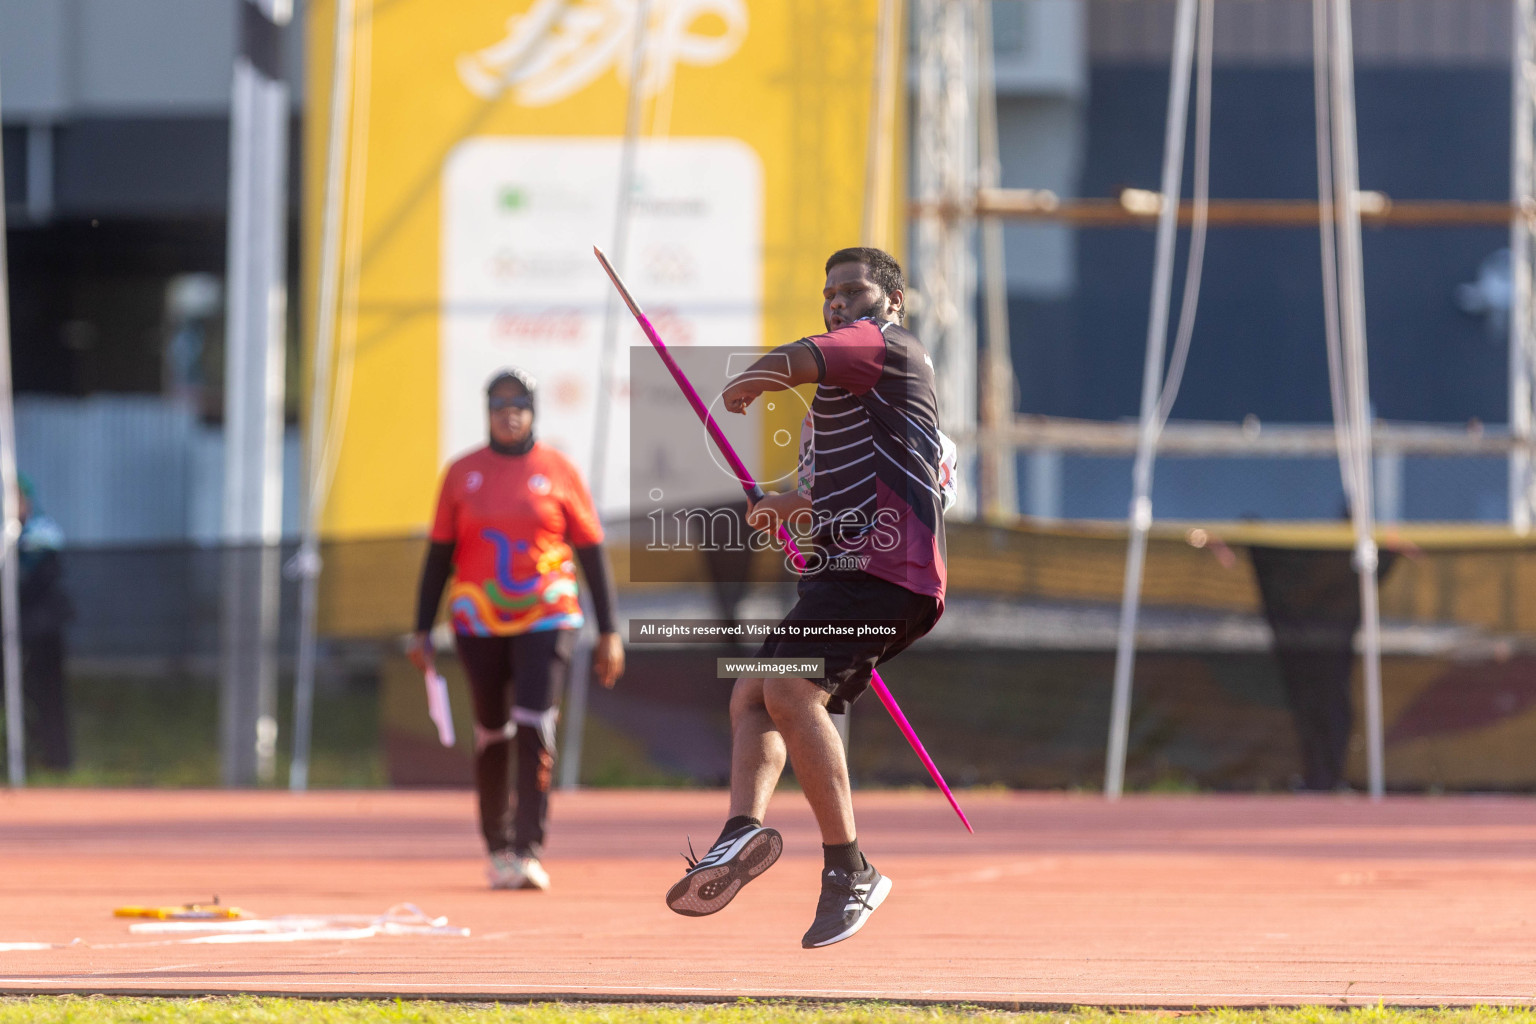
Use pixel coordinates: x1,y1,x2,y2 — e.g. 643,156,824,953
454,629,575,858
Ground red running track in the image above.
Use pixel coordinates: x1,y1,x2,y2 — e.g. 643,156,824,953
0,788,1533,1006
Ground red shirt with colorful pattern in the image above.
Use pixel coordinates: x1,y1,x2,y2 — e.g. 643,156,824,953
429,442,603,636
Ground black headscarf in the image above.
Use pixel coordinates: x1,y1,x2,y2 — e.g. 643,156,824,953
486,367,537,456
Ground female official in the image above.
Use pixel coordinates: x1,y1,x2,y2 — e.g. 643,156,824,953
409,368,623,890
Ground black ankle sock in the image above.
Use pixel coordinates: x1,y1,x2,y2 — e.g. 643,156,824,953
822,839,865,875
717,815,761,845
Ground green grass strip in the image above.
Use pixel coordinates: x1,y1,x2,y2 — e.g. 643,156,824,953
3,998,1536,1024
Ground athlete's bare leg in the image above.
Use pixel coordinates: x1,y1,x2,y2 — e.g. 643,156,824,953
763,676,856,845
666,675,789,918
728,676,786,822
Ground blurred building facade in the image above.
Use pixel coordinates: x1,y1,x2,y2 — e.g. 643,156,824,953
0,0,304,545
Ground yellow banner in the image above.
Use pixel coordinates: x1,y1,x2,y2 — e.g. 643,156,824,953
304,0,902,540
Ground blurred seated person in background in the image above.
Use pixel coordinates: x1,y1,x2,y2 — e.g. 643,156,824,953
15,473,72,772
1248,525,1397,792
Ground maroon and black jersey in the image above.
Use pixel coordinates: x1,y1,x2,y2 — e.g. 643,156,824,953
792,317,947,609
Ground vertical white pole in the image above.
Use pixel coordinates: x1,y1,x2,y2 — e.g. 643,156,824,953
556,639,591,790
0,61,25,787
223,0,291,787
588,0,651,509
913,0,979,517
1373,448,1402,524
976,0,1018,521
948,0,976,517
1026,448,1062,520
1327,0,1385,801
291,0,356,792
1105,0,1199,800
562,0,652,791
1511,0,1534,535
1313,0,1352,513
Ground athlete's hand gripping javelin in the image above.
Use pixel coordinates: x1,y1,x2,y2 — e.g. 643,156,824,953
744,490,810,539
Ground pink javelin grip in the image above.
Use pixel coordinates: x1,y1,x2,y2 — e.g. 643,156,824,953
594,246,973,834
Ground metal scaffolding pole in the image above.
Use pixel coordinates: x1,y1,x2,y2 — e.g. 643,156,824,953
0,59,25,788
1511,0,1536,534
1104,0,1200,800
1321,0,1385,800
976,0,1018,521
290,0,357,792
912,0,978,516
221,0,292,788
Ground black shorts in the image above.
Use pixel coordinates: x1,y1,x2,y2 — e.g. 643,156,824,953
754,571,940,714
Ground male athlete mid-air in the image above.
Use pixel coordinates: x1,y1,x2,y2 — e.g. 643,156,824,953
664,247,948,948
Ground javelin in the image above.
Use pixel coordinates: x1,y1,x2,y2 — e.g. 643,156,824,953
594,246,973,834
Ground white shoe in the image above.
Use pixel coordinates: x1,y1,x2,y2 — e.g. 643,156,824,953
515,854,551,890
487,850,550,890
487,850,523,889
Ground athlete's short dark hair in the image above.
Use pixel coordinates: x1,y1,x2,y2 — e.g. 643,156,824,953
825,247,904,301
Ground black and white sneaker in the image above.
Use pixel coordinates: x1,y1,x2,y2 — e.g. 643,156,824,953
800,860,893,948
665,825,782,917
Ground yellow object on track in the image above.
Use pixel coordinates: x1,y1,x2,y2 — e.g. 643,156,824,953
113,903,244,920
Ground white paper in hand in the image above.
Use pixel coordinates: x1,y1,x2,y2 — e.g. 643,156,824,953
424,670,456,747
